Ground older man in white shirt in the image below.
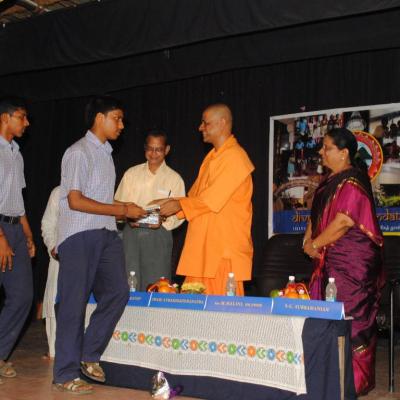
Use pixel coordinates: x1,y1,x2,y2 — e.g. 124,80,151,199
115,130,185,291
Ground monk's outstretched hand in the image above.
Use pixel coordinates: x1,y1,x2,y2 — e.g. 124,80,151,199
160,199,182,217
148,198,170,207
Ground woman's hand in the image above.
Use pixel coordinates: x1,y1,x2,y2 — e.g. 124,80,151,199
304,212,354,259
303,239,322,259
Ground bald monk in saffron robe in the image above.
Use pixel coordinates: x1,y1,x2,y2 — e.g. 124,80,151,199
159,104,254,295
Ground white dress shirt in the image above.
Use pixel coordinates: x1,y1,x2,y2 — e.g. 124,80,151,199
114,161,185,231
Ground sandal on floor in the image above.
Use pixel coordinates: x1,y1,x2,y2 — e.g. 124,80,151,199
80,361,106,383
54,378,94,395
0,361,16,378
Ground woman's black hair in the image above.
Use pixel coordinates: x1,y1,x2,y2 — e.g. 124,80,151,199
326,127,368,173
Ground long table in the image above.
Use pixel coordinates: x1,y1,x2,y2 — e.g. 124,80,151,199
86,295,356,400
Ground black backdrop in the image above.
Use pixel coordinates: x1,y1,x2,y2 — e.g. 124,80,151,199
2,1,400,300
2,0,399,78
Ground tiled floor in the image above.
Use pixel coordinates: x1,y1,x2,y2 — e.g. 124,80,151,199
0,320,399,399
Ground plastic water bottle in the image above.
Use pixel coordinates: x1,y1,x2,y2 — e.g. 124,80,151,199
325,277,337,302
286,275,295,289
226,272,236,296
284,275,296,296
128,271,137,292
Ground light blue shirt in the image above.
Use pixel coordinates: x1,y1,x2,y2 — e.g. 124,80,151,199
0,135,26,217
57,131,117,247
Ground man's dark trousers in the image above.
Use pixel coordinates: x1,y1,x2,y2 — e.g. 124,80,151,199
0,221,33,360
54,229,129,383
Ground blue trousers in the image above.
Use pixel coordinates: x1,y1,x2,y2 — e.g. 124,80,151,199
54,229,129,383
0,222,33,360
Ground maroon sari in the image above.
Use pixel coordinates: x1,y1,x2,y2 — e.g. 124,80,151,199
309,167,384,396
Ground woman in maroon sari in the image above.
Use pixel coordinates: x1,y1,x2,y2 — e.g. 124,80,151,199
303,128,384,396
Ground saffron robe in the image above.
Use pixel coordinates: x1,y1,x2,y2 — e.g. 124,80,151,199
177,135,254,284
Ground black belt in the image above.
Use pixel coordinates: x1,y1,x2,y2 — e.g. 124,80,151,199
0,214,20,224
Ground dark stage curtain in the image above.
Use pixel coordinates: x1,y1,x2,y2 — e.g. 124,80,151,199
20,47,400,300
0,0,399,76
3,6,400,101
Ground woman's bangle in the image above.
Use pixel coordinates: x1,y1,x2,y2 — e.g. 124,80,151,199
302,237,310,248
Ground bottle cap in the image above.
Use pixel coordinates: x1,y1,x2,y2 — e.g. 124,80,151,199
130,271,136,276
228,272,234,278
288,275,295,281
328,277,335,283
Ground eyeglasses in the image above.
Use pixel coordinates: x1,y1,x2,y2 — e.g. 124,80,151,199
144,146,165,153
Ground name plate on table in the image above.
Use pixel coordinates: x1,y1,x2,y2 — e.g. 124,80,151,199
88,293,151,307
128,292,151,307
88,293,344,319
272,297,345,320
149,292,207,310
148,293,273,314
206,295,273,315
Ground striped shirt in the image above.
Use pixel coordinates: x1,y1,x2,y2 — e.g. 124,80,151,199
0,135,26,217
57,131,117,247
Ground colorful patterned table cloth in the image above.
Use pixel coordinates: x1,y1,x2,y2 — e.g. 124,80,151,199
86,305,307,394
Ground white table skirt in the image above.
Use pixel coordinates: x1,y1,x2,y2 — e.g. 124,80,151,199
86,304,307,394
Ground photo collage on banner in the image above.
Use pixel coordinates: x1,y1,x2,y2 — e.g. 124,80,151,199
268,103,400,237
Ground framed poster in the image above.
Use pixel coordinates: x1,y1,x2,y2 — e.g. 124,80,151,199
269,103,400,238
